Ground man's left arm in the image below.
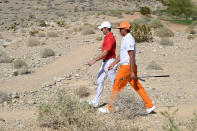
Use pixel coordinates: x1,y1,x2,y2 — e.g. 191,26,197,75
128,50,137,80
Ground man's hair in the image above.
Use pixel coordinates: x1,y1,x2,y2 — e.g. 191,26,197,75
126,29,130,33
105,27,111,31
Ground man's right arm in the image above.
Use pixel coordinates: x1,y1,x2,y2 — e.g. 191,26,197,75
108,55,120,70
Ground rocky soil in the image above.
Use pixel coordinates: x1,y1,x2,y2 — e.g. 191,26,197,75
0,0,197,131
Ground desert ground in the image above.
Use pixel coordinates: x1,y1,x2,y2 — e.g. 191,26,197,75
0,0,197,130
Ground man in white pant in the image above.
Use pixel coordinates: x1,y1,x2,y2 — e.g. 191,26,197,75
88,21,117,107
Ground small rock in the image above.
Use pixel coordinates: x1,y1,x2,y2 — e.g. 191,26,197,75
10,91,20,99
53,77,62,82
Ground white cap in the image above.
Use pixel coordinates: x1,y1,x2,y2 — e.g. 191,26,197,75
98,21,111,29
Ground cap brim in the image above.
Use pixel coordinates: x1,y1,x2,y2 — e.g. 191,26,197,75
98,26,103,29
116,26,123,29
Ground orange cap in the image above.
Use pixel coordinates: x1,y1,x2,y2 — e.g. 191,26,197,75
116,21,131,30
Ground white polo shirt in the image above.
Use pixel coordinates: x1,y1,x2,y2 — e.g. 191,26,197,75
119,33,136,65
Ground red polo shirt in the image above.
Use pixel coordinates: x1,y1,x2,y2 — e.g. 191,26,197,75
102,32,116,60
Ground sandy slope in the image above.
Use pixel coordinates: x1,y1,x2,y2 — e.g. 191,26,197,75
0,43,100,93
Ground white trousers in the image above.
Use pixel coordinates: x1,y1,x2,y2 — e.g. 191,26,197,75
93,58,117,104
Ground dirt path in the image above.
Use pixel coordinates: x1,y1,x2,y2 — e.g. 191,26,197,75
0,43,99,93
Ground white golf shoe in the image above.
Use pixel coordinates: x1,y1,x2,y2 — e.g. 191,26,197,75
98,107,110,113
88,100,99,107
146,106,156,114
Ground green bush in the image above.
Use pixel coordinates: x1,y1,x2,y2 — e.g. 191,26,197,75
140,6,151,15
131,23,152,43
155,27,174,37
167,0,193,19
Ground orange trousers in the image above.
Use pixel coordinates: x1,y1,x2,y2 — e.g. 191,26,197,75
108,64,154,112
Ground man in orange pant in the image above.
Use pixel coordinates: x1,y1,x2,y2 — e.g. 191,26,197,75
99,22,156,114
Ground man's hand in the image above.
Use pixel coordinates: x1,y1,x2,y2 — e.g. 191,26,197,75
108,63,114,70
130,72,137,81
88,60,96,66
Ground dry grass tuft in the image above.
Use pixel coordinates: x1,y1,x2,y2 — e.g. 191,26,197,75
37,89,139,130
160,38,174,46
149,18,163,28
41,48,55,58
115,91,146,119
146,60,163,70
0,50,12,63
47,32,58,38
0,91,9,104
27,38,40,47
187,34,196,40
12,59,28,69
155,27,174,37
74,86,90,98
81,26,95,35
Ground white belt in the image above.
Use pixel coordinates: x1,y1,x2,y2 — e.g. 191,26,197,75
120,63,129,65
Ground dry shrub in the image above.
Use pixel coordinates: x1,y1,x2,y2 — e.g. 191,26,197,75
0,91,8,104
105,10,123,18
37,89,139,130
38,32,46,37
27,38,40,47
131,23,152,43
41,48,55,58
81,26,95,35
160,38,174,46
29,30,39,36
187,34,196,40
13,67,31,76
37,89,105,130
115,90,146,119
56,21,65,27
12,59,28,69
149,18,163,28
155,27,174,37
47,32,58,38
146,60,163,70
98,10,123,18
140,6,151,15
12,59,30,75
40,20,47,27
74,86,90,98
161,109,197,131
132,17,151,25
0,50,12,63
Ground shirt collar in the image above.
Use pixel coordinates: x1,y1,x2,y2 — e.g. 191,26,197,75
105,32,112,38
123,33,130,40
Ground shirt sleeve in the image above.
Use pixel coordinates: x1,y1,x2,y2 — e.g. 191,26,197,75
125,37,135,51
103,37,114,51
